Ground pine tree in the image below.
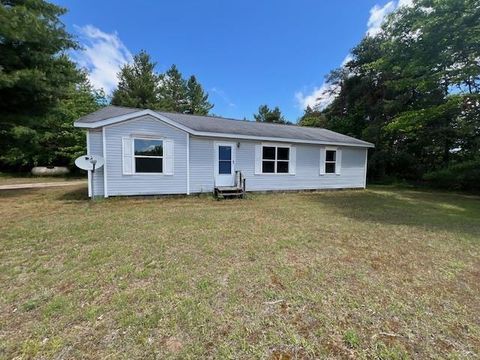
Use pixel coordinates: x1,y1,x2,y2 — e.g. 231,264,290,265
158,65,187,112
111,50,160,109
185,75,213,115
253,105,287,124
0,0,86,170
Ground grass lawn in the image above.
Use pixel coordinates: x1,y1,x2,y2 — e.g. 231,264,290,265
1,185,479,359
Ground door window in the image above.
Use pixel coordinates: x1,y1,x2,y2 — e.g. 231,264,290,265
218,146,232,174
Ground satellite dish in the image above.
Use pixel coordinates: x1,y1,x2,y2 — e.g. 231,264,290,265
75,155,104,200
75,155,104,172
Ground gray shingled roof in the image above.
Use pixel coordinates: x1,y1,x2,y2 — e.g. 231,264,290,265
76,106,139,123
75,106,373,147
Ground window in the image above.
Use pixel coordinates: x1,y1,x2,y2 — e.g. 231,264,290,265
134,138,163,173
262,146,289,174
325,149,336,173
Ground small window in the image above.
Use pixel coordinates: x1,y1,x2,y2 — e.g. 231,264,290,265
134,138,163,173
325,149,336,173
262,146,276,160
262,145,290,174
277,161,289,173
262,160,275,173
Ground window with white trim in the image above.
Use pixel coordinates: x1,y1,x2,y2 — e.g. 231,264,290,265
262,146,290,173
134,138,163,173
325,149,336,173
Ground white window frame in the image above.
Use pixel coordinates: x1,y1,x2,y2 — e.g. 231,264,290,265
133,137,164,174
261,144,291,175
324,147,337,174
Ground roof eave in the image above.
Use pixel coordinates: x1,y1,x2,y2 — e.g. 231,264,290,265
190,132,374,148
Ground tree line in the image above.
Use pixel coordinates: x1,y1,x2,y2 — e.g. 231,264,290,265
0,0,213,172
297,0,480,191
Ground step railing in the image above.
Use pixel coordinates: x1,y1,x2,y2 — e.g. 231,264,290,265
235,170,246,194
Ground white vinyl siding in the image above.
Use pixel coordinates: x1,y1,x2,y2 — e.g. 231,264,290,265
189,137,366,193
87,129,105,197
104,115,187,196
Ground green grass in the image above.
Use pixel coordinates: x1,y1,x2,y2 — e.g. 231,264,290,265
1,184,479,359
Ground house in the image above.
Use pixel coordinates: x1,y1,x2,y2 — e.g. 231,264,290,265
74,106,374,197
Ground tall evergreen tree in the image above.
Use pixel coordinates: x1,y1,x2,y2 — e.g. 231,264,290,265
253,105,287,124
111,53,214,115
185,75,213,115
0,0,91,170
37,74,105,167
111,50,160,109
0,0,79,116
158,65,187,112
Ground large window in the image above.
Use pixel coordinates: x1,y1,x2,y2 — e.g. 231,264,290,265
325,149,336,173
262,146,289,174
134,138,163,173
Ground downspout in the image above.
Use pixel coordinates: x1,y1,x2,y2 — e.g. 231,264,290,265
363,148,368,189
186,132,190,195
86,131,92,197
102,127,108,198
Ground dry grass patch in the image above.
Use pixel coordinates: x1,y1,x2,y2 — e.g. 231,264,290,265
0,185,479,359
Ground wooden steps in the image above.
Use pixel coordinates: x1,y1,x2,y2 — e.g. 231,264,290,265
214,171,246,199
214,186,245,199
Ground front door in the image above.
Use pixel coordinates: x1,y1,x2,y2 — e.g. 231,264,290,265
215,142,236,187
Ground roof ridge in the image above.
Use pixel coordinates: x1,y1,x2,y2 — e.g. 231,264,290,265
156,110,326,130
104,106,319,131
105,104,143,111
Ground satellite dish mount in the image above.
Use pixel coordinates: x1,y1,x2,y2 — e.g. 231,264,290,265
75,155,105,200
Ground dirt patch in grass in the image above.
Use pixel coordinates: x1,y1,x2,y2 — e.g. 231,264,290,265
0,185,479,359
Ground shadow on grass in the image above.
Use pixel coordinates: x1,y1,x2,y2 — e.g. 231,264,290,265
306,187,480,239
0,188,38,198
57,186,90,201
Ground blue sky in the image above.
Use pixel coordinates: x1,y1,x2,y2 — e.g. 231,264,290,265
53,0,407,121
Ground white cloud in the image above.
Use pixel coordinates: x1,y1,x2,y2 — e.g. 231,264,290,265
398,0,413,8
366,1,396,36
295,83,340,111
72,25,133,93
367,0,415,36
295,0,415,112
